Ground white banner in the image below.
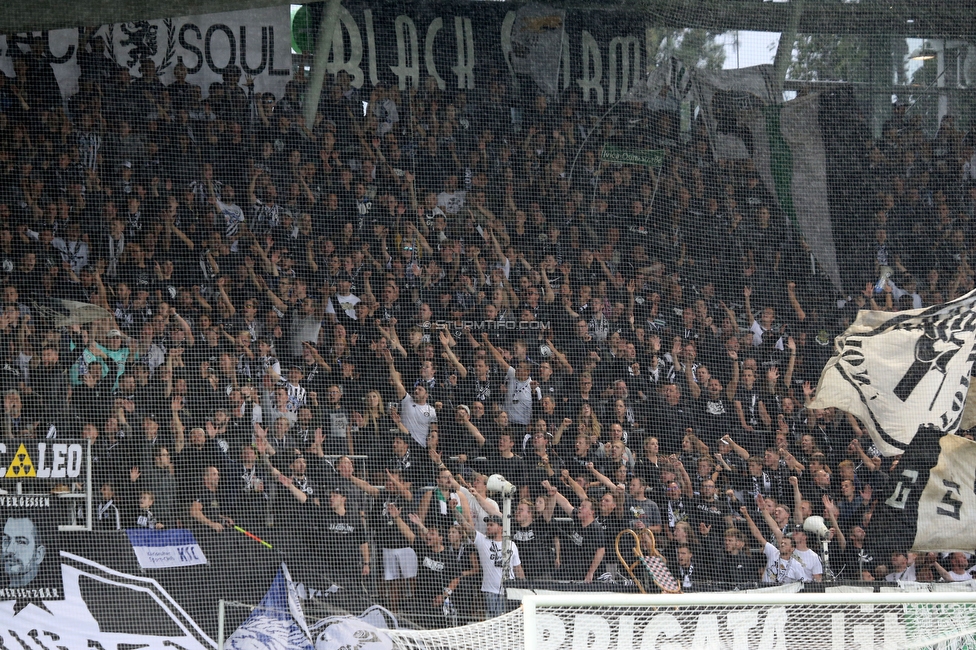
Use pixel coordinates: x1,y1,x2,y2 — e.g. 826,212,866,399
127,528,208,569
810,289,976,456
0,6,291,99
914,434,976,551
1,552,215,649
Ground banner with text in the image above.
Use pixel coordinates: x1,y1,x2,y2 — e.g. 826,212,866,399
0,0,732,106
601,144,664,168
0,495,63,604
127,528,208,570
0,439,89,487
0,6,291,99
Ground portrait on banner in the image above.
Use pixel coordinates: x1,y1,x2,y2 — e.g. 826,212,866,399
1,498,63,601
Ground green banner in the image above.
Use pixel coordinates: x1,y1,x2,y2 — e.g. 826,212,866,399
601,144,664,168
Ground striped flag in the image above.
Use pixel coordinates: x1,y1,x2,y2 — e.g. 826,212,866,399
226,563,314,650
743,93,843,291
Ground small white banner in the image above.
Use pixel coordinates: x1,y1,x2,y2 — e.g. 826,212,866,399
127,528,208,569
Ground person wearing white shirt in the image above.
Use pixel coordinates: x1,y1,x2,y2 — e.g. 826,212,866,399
46,223,90,273
386,351,437,449
935,552,975,582
885,551,917,582
790,527,824,582
467,515,524,618
741,497,810,584
483,334,533,427
326,276,361,320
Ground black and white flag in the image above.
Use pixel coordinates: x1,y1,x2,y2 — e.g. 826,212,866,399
810,289,976,457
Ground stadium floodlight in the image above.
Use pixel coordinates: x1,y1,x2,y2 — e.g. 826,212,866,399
802,515,829,539
487,474,516,496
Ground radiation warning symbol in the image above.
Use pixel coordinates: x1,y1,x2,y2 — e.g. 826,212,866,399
5,443,36,478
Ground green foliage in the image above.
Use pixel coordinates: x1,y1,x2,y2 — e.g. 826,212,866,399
910,58,938,87
788,34,871,83
647,28,725,71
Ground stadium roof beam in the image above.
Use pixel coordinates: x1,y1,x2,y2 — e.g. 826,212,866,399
2,0,975,37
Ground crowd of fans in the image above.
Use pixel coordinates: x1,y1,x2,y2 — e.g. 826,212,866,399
3,34,976,627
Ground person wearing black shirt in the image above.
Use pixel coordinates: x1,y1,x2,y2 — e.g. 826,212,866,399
457,356,495,409
174,424,225,501
353,470,417,612
133,490,164,529
230,444,269,534
189,466,234,534
691,357,739,450
512,498,554,581
523,428,559,498
564,433,607,478
543,483,607,582
649,383,696,456
95,482,123,531
398,513,462,628
719,527,763,586
690,480,734,533
479,430,526,488
320,486,370,595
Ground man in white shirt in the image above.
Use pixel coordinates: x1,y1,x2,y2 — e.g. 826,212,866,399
469,515,524,618
935,552,975,582
51,222,90,273
743,286,783,350
436,175,466,215
741,501,808,584
789,527,823,582
385,350,437,449
327,275,361,320
483,335,533,427
885,551,917,583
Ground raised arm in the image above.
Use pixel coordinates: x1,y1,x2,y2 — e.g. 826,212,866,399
385,468,414,502
684,351,701,399
481,333,512,373
672,456,694,498
721,434,750,460
171,397,186,454
347,472,380,497
545,338,574,374
786,281,806,322
456,408,485,447
376,319,407,358
739,505,768,547
389,502,416,544
267,464,311,504
822,494,846,551
439,329,468,379
456,475,501,518
726,349,740,399
546,480,576,516
560,469,588,503
586,461,623,507
384,349,407,400
743,285,756,327
757,494,784,545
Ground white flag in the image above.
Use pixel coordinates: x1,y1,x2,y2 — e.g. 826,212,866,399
810,289,976,457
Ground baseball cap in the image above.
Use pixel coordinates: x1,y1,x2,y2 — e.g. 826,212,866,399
484,515,503,525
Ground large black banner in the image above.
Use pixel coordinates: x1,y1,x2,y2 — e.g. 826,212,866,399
316,1,672,105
